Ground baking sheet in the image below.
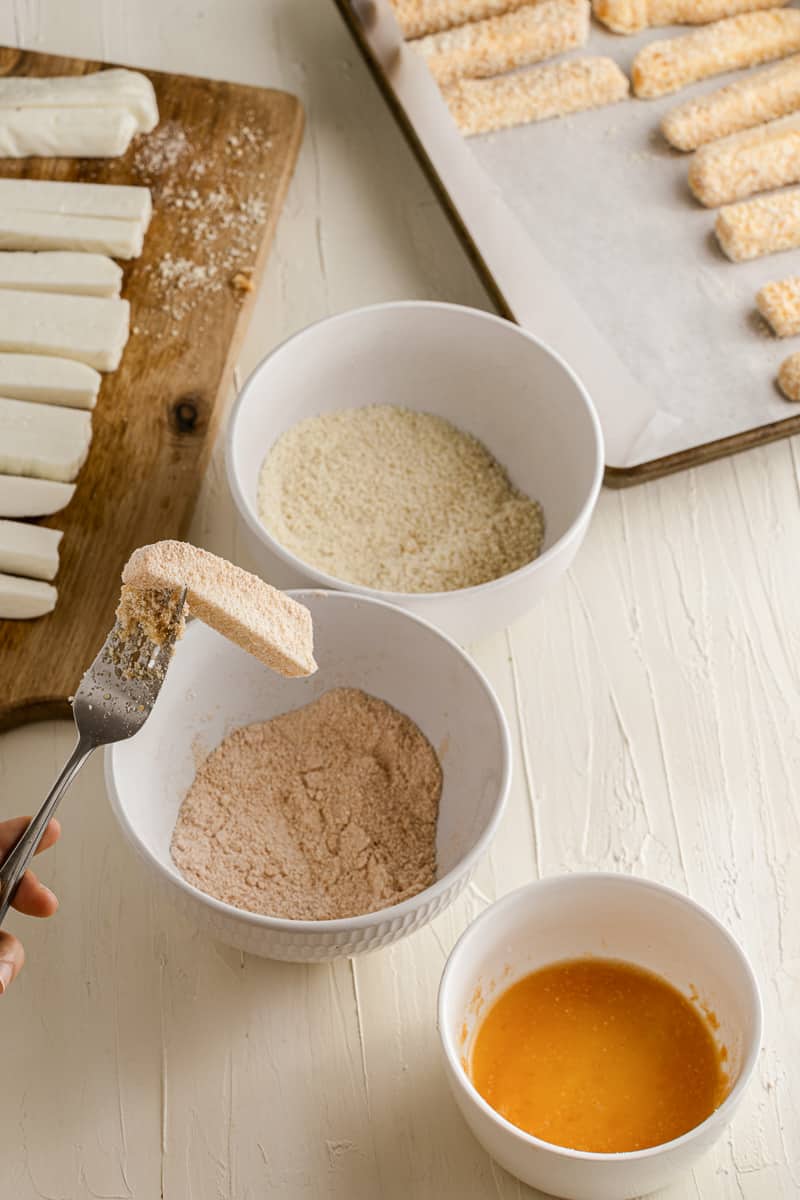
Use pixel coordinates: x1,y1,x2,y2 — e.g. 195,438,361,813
342,0,800,474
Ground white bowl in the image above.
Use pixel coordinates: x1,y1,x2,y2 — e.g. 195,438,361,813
438,874,762,1200
105,589,511,962
226,302,603,645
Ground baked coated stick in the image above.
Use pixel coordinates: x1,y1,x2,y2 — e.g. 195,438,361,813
715,189,800,262
662,55,800,151
632,10,800,99
390,0,533,39
594,0,787,35
688,114,800,208
757,277,800,338
414,0,589,86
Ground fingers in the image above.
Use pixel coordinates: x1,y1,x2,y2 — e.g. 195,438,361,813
0,930,24,994
0,816,61,856
11,867,58,918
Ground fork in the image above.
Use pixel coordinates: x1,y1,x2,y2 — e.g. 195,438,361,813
0,588,186,926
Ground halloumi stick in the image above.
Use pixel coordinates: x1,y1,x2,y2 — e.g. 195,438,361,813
0,572,56,619
121,541,317,678
632,10,800,99
390,0,535,38
0,212,144,259
594,0,788,35
0,292,129,371
415,0,590,86
756,276,800,337
715,188,800,261
0,108,138,159
688,114,800,207
444,55,629,134
662,55,800,151
778,352,800,399
0,252,121,297
0,476,75,519
0,520,61,581
0,397,92,483
0,68,158,134
0,354,100,409
0,178,151,225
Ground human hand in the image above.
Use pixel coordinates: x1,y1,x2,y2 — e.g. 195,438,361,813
0,817,61,994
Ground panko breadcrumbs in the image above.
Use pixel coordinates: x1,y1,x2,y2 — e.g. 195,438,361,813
715,189,800,261
257,406,545,594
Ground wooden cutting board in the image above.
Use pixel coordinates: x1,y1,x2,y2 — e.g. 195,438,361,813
0,46,303,730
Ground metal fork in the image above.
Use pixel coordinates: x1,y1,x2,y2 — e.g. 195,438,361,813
0,588,186,926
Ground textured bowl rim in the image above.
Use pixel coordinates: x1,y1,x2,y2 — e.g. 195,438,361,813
437,872,763,1165
225,300,604,604
105,587,512,935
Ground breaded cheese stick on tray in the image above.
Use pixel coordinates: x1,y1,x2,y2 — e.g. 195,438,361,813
756,276,800,337
688,114,800,207
594,0,787,35
414,0,590,86
715,189,800,261
444,56,629,134
390,0,533,38
778,352,800,399
662,55,800,151
632,10,800,99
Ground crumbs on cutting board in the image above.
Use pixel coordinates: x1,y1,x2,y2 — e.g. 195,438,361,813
132,118,274,329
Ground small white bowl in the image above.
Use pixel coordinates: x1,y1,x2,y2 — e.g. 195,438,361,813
105,589,511,962
438,874,762,1200
226,302,603,645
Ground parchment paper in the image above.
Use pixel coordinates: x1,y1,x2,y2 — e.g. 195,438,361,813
352,0,800,468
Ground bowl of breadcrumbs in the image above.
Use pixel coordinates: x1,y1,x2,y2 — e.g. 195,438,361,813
226,302,603,645
105,588,511,962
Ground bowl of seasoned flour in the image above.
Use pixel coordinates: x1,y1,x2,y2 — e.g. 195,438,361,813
226,302,603,645
105,587,511,962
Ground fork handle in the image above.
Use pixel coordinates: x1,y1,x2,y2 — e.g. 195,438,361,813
0,735,95,927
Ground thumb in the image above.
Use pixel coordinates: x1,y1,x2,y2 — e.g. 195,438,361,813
0,930,24,994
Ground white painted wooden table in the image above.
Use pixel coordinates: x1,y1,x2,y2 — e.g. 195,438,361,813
0,2,797,1197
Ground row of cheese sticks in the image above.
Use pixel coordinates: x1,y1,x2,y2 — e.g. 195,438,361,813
0,176,153,619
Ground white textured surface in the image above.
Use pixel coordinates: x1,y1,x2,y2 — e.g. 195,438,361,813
0,2,796,1197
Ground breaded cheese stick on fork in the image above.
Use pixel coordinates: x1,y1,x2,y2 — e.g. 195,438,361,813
594,0,787,35
662,56,800,151
715,189,800,261
391,0,533,39
778,352,800,400
414,0,590,86
688,114,800,207
444,56,629,134
756,277,800,337
632,10,800,99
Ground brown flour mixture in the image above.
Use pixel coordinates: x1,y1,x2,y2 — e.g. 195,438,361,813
171,688,442,920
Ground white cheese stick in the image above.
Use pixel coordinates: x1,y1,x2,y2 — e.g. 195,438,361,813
0,211,143,259
0,177,151,226
0,519,61,581
0,69,158,134
0,572,56,618
0,476,75,518
0,252,121,297
0,108,138,159
0,397,92,483
0,354,100,409
0,292,129,370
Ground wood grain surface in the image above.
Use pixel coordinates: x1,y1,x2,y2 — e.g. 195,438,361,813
0,45,303,729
